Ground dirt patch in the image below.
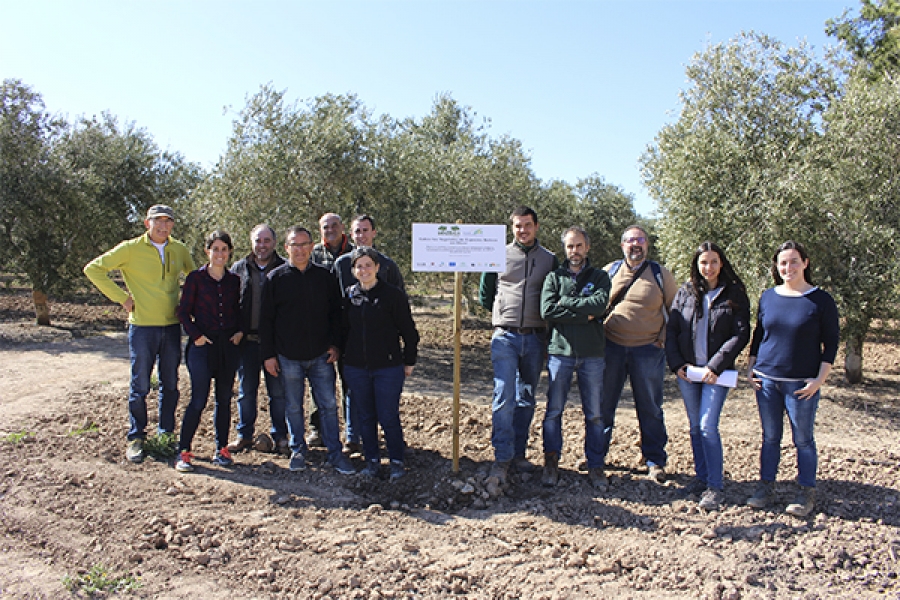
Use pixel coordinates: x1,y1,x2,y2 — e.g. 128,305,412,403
1,290,899,598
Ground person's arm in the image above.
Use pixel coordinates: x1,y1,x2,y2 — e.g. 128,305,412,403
540,273,583,323
176,272,206,344
557,270,610,318
479,272,498,312
83,243,132,307
392,288,420,369
325,272,342,363
706,286,752,375
664,286,689,377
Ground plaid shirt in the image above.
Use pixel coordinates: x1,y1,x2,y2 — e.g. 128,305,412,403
177,265,241,342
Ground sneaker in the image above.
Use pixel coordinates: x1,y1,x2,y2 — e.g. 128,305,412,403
175,450,194,473
647,464,667,483
289,451,307,472
389,460,406,481
588,468,608,491
362,459,381,478
305,426,324,448
698,488,724,511
213,447,234,467
342,441,363,457
682,478,708,497
541,453,559,488
746,480,774,509
227,437,253,454
785,486,817,518
329,455,356,475
276,438,291,456
512,456,538,473
488,460,510,484
126,439,145,463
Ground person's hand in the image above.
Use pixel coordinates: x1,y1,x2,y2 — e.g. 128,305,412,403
122,296,134,313
194,335,211,346
795,379,823,400
698,367,718,385
676,366,690,382
264,357,280,377
747,369,762,390
404,365,414,377
326,346,340,364
230,332,243,345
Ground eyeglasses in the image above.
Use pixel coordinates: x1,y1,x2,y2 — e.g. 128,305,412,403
287,241,312,248
623,236,646,244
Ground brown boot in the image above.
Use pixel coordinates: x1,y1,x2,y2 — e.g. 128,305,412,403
541,452,560,487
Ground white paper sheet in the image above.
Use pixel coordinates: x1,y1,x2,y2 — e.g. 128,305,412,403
685,366,738,388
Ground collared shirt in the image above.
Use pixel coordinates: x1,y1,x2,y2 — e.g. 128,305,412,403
177,265,241,342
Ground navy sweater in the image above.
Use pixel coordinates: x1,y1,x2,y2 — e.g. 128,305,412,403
749,287,840,380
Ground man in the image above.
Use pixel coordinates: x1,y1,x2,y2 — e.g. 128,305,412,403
598,225,677,483
308,212,355,446
539,227,611,489
479,206,557,483
259,226,355,475
333,214,405,455
84,204,196,463
227,224,289,456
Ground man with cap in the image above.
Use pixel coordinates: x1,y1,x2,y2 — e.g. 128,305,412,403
84,205,196,463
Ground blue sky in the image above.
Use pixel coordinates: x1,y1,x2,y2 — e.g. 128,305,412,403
2,0,854,216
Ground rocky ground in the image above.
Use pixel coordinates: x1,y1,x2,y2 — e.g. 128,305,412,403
0,289,899,599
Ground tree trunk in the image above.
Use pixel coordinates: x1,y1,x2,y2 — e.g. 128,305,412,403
844,334,863,384
32,289,51,326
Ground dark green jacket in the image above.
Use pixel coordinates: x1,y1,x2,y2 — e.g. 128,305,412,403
540,260,610,358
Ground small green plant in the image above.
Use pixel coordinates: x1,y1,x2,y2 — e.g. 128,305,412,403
68,421,100,437
149,372,160,391
2,431,34,444
143,432,177,459
63,564,140,595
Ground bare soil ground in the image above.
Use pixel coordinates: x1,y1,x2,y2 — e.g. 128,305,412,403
1,289,899,599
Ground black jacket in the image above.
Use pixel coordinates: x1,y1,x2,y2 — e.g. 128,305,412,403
341,281,419,370
665,280,750,375
231,252,285,336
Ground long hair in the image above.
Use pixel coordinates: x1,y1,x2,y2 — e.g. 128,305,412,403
771,240,814,285
689,241,746,310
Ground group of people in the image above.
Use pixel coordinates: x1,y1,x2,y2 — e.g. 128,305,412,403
84,207,418,482
84,203,839,516
480,206,838,518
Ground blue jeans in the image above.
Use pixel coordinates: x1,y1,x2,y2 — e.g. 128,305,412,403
279,353,342,462
600,340,668,468
543,355,606,469
179,341,238,451
755,377,819,488
236,340,287,442
677,379,729,490
490,329,544,463
343,364,406,462
127,324,181,440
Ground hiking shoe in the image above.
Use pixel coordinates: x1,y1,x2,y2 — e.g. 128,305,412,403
289,451,307,472
682,478,708,497
362,459,381,478
305,426,324,448
647,464,667,483
541,453,560,487
588,468,608,491
276,438,291,456
785,486,817,518
389,460,406,481
512,456,538,473
746,480,774,509
342,441,363,458
213,447,234,467
126,439,145,463
329,455,356,475
698,488,724,511
175,450,194,473
227,437,253,454
489,460,510,484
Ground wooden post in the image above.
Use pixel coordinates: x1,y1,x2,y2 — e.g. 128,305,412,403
452,269,463,473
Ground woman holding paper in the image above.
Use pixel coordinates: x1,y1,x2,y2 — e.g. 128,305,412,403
745,241,839,518
666,242,750,510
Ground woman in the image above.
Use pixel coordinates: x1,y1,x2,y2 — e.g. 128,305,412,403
175,231,244,472
666,242,750,510
341,247,419,481
746,241,839,517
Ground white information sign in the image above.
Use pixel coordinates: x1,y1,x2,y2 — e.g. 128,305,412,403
412,223,507,273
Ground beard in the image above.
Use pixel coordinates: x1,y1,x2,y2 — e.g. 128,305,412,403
628,247,645,262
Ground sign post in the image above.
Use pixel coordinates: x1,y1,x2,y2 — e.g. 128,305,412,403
412,223,506,472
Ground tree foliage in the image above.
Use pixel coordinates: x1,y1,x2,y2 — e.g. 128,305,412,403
827,0,900,80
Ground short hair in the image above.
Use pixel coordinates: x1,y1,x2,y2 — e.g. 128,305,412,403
352,214,376,230
771,240,814,285
621,225,649,243
561,226,590,247
510,206,538,225
319,212,343,225
350,246,381,267
205,230,233,250
250,223,276,242
284,225,312,242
